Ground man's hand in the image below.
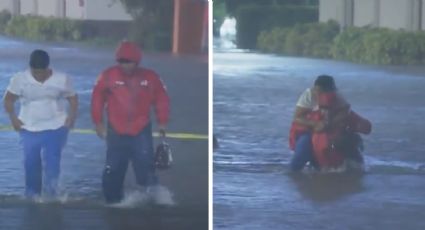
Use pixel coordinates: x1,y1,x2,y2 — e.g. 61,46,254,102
158,124,166,138
4,91,22,131
95,123,106,139
64,116,76,129
65,95,78,129
313,121,327,132
11,116,24,131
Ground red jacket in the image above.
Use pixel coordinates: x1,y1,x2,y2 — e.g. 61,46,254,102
289,92,371,168
91,66,169,135
289,110,371,168
311,110,371,168
91,41,169,135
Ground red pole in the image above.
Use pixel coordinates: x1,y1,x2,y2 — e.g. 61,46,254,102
172,0,182,54
173,0,206,54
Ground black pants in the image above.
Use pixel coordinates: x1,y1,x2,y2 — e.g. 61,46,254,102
102,124,158,203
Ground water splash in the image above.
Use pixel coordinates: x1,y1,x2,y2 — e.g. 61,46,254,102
215,17,237,50
147,185,175,206
110,185,175,208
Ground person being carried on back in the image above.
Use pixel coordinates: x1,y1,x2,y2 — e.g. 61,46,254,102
289,75,371,171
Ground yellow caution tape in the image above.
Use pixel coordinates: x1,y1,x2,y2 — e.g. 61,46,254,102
0,125,208,140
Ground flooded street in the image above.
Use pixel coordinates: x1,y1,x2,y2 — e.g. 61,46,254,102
213,49,425,230
0,36,208,229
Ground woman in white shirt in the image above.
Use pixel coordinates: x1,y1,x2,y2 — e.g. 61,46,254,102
3,50,78,198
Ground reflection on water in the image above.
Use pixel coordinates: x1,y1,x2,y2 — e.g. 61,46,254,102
288,172,365,202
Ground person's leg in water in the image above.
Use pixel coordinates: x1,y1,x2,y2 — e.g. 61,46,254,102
102,126,130,204
21,130,43,198
131,124,158,189
289,133,319,172
42,126,69,198
340,132,365,170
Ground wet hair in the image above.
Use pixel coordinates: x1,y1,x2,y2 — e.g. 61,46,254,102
314,75,336,92
29,49,50,69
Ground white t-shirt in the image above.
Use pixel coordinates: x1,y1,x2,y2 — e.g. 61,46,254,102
6,70,76,131
296,88,317,110
296,88,347,111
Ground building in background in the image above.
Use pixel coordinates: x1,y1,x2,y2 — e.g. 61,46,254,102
65,0,131,21
320,0,425,31
1,0,131,20
0,0,208,55
0,0,19,15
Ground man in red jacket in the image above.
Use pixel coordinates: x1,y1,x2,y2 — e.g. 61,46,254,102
91,41,170,203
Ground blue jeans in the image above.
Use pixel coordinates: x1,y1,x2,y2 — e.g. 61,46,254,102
289,133,318,172
20,127,69,198
102,123,158,204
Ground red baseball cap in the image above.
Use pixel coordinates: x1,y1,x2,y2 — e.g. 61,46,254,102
115,41,142,63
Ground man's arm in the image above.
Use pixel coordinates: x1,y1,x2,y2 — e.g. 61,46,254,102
347,111,372,134
63,76,78,128
3,91,23,131
293,106,326,132
293,88,326,132
91,74,108,138
294,106,315,127
329,100,351,129
152,74,170,137
65,94,78,128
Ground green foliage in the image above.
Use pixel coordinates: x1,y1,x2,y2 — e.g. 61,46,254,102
330,26,366,61
120,0,173,51
332,27,425,65
258,20,339,58
221,0,318,16
213,0,226,37
258,27,290,53
236,5,318,49
259,20,425,65
0,1,173,51
4,15,88,41
0,10,12,32
119,0,169,17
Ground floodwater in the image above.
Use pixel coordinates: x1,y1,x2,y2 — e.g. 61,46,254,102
213,45,425,230
0,36,208,229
